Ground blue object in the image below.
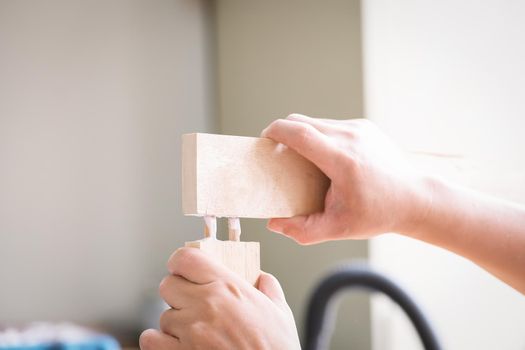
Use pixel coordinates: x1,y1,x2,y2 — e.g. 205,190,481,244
0,335,119,350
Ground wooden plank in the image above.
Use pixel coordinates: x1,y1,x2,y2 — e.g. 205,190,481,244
185,239,260,286
182,133,330,218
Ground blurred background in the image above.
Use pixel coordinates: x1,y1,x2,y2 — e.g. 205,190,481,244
0,0,524,349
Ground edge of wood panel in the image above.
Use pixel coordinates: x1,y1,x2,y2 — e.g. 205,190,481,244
182,133,198,215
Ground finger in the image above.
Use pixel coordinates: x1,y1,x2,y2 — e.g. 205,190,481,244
167,247,236,284
159,275,199,309
160,308,191,338
260,119,343,178
286,115,367,151
289,115,367,128
285,114,344,133
257,271,286,304
287,113,352,125
139,329,180,350
267,212,338,245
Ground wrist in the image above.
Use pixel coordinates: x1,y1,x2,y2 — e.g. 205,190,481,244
398,173,443,238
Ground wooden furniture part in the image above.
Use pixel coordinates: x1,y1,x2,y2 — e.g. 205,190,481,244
182,133,330,218
185,238,260,286
182,133,329,285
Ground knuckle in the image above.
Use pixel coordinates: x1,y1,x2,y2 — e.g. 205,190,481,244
296,123,315,147
201,295,221,320
210,274,239,293
268,119,285,133
158,276,171,297
166,250,179,273
341,127,357,140
198,286,227,322
274,118,287,126
159,310,172,333
286,113,303,121
139,329,155,350
188,321,207,339
345,119,366,134
336,151,358,174
224,280,243,299
342,151,357,165
168,247,195,273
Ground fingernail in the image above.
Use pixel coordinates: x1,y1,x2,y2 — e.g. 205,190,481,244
260,127,269,137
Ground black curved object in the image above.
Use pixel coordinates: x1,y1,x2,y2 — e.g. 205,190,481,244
304,264,441,350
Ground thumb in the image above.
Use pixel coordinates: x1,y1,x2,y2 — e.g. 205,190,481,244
267,213,331,245
267,216,306,238
257,271,286,304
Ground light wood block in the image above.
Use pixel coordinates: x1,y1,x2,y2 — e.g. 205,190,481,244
185,239,260,286
182,133,330,218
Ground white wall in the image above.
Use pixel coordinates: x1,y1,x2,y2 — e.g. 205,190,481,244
214,1,369,348
0,0,215,329
362,1,525,349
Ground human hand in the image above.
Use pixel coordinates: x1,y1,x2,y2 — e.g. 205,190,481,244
261,114,432,244
139,248,300,350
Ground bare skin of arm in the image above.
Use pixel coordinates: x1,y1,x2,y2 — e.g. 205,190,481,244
262,114,525,294
141,114,524,350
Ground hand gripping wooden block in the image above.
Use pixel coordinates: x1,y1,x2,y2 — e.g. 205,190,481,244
185,239,260,286
182,133,328,286
182,133,330,218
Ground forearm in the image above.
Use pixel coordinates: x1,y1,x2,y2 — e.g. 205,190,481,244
261,116,525,293
405,176,525,294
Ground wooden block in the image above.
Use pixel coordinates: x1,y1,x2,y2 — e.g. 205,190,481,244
185,239,260,286
182,133,330,218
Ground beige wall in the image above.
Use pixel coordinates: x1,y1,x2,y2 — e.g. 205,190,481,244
0,1,370,347
362,1,525,349
0,0,215,328
214,1,369,348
